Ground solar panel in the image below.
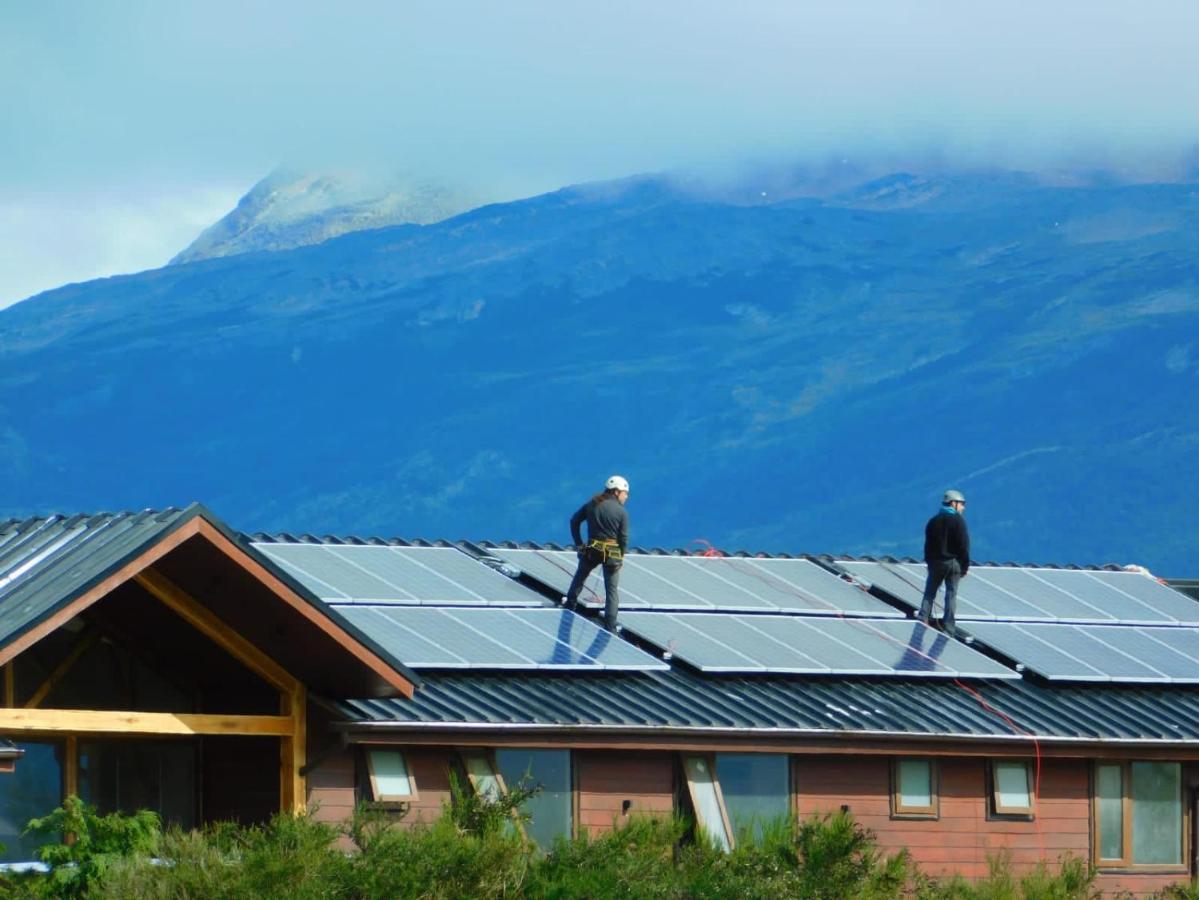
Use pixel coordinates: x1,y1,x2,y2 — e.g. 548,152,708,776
252,543,546,606
836,561,1199,625
335,606,668,670
962,621,1199,683
619,612,1017,679
490,549,898,616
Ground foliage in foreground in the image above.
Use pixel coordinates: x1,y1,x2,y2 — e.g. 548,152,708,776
0,793,1160,899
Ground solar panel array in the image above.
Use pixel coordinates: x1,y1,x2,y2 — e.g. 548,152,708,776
836,560,1199,683
960,622,1199,683
836,561,1199,625
619,612,1018,678
491,549,898,616
252,543,547,607
337,606,667,671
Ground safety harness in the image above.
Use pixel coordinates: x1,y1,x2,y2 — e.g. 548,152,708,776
586,538,623,562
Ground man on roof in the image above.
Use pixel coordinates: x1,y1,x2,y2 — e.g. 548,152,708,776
564,475,630,631
918,489,970,638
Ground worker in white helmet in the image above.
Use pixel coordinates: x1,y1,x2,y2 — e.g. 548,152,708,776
564,475,630,630
918,489,971,637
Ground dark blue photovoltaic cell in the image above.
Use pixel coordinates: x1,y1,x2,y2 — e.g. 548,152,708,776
491,549,898,616
337,606,668,670
962,621,1199,683
619,612,1017,678
253,543,546,606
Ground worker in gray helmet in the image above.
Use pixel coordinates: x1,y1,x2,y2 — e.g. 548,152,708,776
918,489,970,637
564,475,630,630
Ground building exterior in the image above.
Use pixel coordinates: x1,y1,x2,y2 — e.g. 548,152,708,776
0,505,1196,894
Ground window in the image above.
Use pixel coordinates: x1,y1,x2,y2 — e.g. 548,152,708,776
716,753,790,844
364,749,417,803
495,749,572,848
990,760,1034,816
681,755,732,851
79,740,196,830
458,749,572,847
1094,761,1184,868
891,758,938,817
0,742,62,862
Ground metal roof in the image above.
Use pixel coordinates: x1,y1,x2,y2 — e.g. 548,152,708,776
0,505,421,692
334,669,1199,745
0,506,200,648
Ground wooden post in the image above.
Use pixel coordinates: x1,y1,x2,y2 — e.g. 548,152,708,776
280,686,307,814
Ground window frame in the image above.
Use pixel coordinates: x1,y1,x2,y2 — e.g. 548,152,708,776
457,749,527,838
363,748,419,804
1092,760,1188,872
989,759,1035,818
680,753,736,851
890,757,939,819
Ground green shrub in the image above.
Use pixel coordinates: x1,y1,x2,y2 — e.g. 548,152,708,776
915,852,1098,900
20,795,161,898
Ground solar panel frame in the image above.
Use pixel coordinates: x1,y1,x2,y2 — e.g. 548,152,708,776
619,612,1018,679
490,549,900,616
336,606,669,670
252,543,547,606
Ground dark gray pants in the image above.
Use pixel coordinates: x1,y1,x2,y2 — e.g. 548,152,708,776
919,559,961,633
566,548,622,630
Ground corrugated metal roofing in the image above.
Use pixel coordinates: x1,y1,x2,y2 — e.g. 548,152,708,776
0,506,199,648
334,669,1199,745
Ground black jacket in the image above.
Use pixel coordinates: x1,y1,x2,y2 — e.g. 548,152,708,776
570,495,629,552
924,507,970,574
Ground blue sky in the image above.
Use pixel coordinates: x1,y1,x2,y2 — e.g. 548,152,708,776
2,0,1198,307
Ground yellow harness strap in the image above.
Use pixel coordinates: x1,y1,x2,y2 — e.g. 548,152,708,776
588,539,623,562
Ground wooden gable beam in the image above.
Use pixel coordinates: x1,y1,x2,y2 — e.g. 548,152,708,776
134,569,300,695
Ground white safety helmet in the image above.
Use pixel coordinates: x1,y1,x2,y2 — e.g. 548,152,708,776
605,474,630,493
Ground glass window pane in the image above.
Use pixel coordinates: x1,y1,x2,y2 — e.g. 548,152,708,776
683,755,731,851
1096,764,1123,861
898,760,932,807
1131,762,1181,865
0,742,62,862
994,762,1031,809
715,753,789,843
495,749,572,848
462,753,503,801
79,740,196,830
368,750,413,800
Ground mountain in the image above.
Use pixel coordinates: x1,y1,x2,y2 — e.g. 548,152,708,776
170,169,489,264
2,169,1197,574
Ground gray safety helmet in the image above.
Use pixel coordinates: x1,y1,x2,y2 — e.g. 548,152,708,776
942,489,966,504
605,475,630,493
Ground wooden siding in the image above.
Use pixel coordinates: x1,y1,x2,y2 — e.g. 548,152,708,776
575,751,674,836
307,745,455,829
794,753,1190,894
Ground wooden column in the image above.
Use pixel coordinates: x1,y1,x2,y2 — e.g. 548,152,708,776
280,685,307,814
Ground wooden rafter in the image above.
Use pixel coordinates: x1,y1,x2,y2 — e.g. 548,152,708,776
134,569,300,695
24,629,101,709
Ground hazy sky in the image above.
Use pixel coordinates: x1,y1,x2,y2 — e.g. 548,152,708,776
3,0,1198,307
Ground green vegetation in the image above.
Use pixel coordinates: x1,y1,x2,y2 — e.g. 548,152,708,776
0,794,1179,898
